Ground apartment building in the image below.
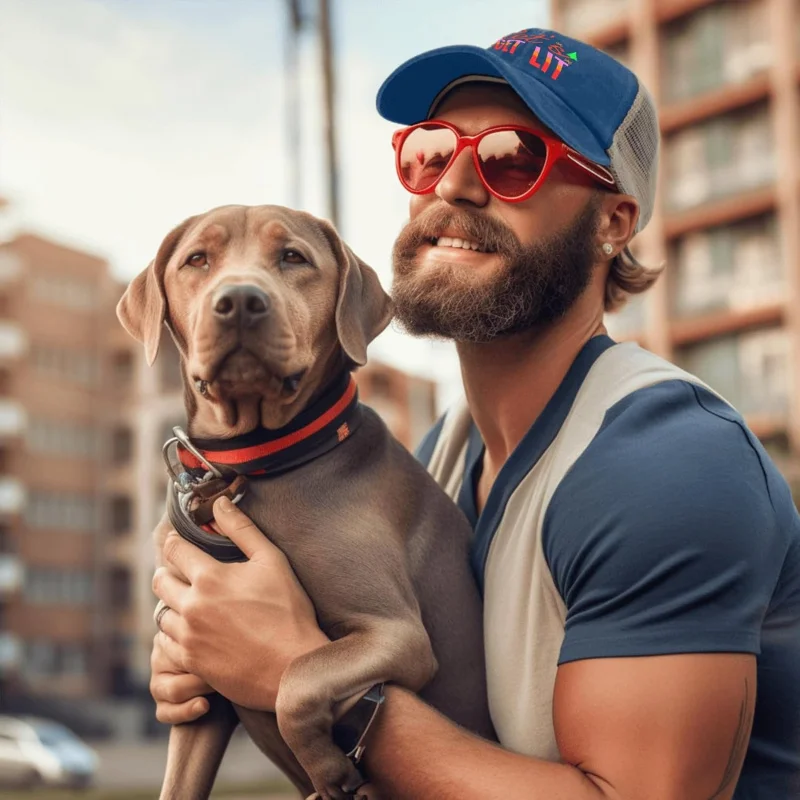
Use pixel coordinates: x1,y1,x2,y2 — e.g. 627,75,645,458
551,0,800,483
0,230,141,716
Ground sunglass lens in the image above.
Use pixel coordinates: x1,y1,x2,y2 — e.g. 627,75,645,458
476,130,547,198
398,125,457,192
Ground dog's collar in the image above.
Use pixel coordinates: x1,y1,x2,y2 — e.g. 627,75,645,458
176,372,361,477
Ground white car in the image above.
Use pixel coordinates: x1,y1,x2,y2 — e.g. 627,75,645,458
0,715,98,789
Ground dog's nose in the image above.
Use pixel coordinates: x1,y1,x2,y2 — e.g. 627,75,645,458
212,285,271,326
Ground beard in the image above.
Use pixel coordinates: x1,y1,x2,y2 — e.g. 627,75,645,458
391,195,601,342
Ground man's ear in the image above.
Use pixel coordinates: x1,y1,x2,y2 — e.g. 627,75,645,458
116,216,196,366
318,219,394,367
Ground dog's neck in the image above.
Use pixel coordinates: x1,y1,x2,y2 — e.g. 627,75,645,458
184,351,351,441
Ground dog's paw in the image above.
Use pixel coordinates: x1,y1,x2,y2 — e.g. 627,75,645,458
308,754,366,800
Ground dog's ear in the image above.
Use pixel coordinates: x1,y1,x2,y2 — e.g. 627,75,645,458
116,217,196,366
318,220,393,366
335,243,394,367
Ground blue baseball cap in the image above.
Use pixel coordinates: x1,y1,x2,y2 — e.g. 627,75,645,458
376,28,659,231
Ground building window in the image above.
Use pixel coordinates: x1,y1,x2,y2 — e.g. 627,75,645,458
661,0,771,103
31,275,97,312
25,639,57,676
676,328,789,417
670,215,783,318
110,496,132,535
664,104,774,211
26,418,102,460
111,350,135,387
108,566,132,610
111,426,133,465
24,568,94,605
25,491,100,532
24,639,88,677
30,345,100,387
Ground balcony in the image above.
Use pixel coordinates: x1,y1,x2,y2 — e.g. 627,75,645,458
560,0,630,44
675,327,790,418
670,215,784,320
661,0,772,106
0,478,25,516
0,251,22,285
0,401,26,438
0,553,22,593
0,323,26,360
663,105,775,218
0,632,22,672
660,73,771,135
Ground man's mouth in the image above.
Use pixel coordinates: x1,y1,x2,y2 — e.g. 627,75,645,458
429,236,494,254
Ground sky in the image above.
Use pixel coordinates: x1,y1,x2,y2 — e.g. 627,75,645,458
0,0,549,409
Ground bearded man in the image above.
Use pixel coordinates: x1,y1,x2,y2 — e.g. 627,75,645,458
150,28,800,799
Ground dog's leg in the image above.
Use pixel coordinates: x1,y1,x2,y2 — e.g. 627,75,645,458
277,621,436,800
159,693,239,800
234,706,314,797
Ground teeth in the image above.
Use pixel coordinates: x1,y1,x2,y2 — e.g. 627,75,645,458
433,236,484,252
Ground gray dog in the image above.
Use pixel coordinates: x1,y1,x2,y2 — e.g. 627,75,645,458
117,204,493,800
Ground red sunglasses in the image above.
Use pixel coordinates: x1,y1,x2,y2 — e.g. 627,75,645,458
392,120,616,203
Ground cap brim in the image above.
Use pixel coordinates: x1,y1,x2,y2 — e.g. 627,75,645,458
376,45,611,166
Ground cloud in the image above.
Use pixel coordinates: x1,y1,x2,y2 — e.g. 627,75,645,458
0,0,296,273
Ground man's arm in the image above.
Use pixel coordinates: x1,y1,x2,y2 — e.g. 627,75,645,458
360,653,754,800
152,500,756,799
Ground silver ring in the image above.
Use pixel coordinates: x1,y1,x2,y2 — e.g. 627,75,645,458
155,604,171,631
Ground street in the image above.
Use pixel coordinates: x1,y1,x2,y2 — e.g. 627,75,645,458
91,732,291,792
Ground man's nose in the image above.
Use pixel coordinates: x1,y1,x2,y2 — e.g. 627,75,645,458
211,284,271,327
435,148,490,207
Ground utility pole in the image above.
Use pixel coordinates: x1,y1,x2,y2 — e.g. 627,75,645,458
285,0,303,209
319,0,340,229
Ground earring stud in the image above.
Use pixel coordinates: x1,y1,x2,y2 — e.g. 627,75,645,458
602,243,614,256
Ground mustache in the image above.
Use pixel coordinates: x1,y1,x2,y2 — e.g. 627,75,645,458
393,206,523,261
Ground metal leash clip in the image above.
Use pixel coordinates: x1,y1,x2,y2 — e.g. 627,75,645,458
162,425,223,493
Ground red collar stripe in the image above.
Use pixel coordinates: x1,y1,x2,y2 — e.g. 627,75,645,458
178,377,358,469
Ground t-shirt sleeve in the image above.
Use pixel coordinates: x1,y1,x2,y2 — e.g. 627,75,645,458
543,380,785,665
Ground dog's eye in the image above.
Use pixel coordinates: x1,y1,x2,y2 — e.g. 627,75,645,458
281,249,310,268
185,252,209,270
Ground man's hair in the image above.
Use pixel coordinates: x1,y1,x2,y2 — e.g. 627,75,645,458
605,246,664,312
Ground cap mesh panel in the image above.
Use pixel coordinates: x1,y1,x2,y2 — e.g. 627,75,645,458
607,83,660,232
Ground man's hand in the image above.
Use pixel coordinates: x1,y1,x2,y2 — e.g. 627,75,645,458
150,629,214,724
152,496,329,711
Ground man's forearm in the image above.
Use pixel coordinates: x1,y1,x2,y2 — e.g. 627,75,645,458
362,688,609,800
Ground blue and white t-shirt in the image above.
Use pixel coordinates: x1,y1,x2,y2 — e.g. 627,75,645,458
417,335,800,798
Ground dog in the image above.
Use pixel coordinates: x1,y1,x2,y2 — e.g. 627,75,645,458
117,204,493,800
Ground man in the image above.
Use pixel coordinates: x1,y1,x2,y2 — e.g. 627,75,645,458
151,28,800,798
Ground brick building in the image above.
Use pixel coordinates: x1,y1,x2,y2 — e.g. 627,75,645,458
551,0,800,485
0,231,139,715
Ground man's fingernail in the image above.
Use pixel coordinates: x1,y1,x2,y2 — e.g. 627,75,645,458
193,700,208,716
216,496,234,512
